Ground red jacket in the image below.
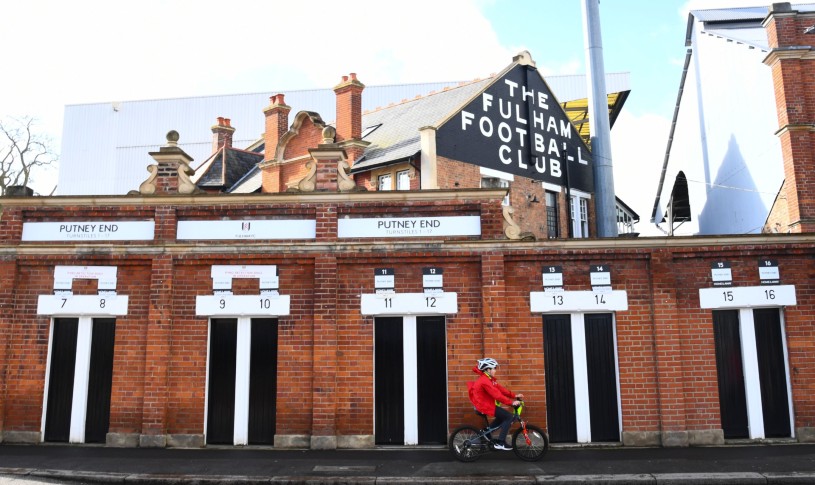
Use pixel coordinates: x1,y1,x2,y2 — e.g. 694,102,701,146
467,366,515,415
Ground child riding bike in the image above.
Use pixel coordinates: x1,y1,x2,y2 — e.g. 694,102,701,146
468,357,524,450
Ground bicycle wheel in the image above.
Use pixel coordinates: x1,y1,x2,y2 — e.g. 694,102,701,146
449,426,489,462
512,424,549,461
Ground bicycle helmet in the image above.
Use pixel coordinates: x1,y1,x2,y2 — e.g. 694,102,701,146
477,357,499,371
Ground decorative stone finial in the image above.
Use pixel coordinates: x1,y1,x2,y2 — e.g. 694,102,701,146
166,130,180,147
322,126,337,144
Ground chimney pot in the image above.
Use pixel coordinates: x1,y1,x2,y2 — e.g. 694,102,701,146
342,75,349,82
350,73,357,80
217,116,225,125
224,118,231,127
277,94,285,105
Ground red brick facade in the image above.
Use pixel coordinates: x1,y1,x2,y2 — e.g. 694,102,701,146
1,189,815,448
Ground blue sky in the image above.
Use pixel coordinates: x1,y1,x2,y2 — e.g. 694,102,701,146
0,0,803,229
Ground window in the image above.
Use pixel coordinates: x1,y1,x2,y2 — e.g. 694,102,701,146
481,177,510,206
378,174,392,191
570,195,589,238
397,170,410,191
546,191,559,238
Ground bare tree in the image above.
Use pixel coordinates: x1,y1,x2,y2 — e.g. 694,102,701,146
0,116,58,195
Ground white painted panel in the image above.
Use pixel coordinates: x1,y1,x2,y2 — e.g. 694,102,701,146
69,318,93,443
233,318,251,445
38,295,129,316
571,315,591,443
530,291,628,313
196,295,290,317
738,309,765,439
53,266,117,291
699,285,796,309
338,216,481,238
360,293,457,316
178,220,316,240
22,221,154,241
403,317,418,445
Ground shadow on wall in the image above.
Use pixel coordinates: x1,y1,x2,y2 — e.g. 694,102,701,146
698,135,766,235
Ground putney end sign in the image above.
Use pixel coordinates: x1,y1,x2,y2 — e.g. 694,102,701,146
436,64,594,193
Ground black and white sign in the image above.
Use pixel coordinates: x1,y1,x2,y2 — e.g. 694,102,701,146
711,261,732,287
37,294,129,316
177,219,316,240
423,267,444,293
22,221,155,241
758,259,780,285
196,294,291,316
436,64,594,192
590,264,611,292
542,265,563,291
338,216,480,238
375,268,395,294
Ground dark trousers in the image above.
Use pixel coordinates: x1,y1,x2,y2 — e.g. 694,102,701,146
491,406,513,442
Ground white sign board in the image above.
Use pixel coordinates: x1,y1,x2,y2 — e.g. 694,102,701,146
211,265,278,291
177,219,316,240
699,285,796,309
360,292,458,315
22,221,155,241
338,216,481,238
196,294,291,316
37,294,129,316
530,290,628,313
53,266,117,291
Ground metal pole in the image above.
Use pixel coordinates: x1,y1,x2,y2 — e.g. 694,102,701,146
581,0,618,237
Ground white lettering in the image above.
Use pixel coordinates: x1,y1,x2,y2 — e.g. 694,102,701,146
482,93,493,112
461,111,474,130
498,122,512,143
551,159,562,177
515,104,527,125
578,147,589,165
515,127,527,147
480,117,493,137
522,85,535,101
560,120,571,138
538,92,549,109
518,149,527,169
499,99,513,119
547,116,559,133
534,133,545,153
548,138,560,157
535,157,547,174
532,111,545,130
499,145,512,165
504,79,518,97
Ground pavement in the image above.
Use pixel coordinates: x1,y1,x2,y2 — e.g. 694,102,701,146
2,442,815,484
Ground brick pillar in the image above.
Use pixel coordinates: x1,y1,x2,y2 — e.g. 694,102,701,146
0,260,17,437
333,74,369,168
146,131,197,195
763,3,815,232
481,252,508,366
308,146,349,192
139,254,174,447
650,249,688,446
261,95,291,193
311,251,338,449
211,117,235,152
0,207,23,241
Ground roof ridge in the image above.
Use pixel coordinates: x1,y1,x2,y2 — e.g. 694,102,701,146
362,76,495,117
226,146,264,156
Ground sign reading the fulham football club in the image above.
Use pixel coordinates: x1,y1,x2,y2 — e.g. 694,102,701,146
436,64,594,192
21,220,155,241
338,216,480,238
177,219,316,240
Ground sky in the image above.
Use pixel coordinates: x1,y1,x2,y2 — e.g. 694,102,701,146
1,0,808,234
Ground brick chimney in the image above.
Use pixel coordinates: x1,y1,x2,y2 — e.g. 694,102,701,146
263,94,291,162
137,131,200,195
334,73,364,143
211,117,235,152
762,3,815,232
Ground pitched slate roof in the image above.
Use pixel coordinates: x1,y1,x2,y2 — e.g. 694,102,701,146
194,146,263,189
352,79,492,172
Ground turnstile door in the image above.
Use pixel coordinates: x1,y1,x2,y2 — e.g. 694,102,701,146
248,319,278,445
44,318,79,442
375,317,404,444
85,318,116,443
584,313,620,442
416,316,447,445
206,319,238,444
543,314,577,443
753,309,791,438
713,310,749,439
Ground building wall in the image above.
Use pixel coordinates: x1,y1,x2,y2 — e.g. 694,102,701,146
1,193,814,448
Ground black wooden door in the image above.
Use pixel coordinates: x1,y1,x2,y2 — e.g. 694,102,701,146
44,318,79,442
249,318,278,445
713,310,748,439
85,318,116,443
584,313,620,442
416,316,447,445
543,314,576,443
207,318,238,444
375,317,404,444
753,309,791,438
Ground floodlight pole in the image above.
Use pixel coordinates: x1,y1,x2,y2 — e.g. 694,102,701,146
581,0,618,237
